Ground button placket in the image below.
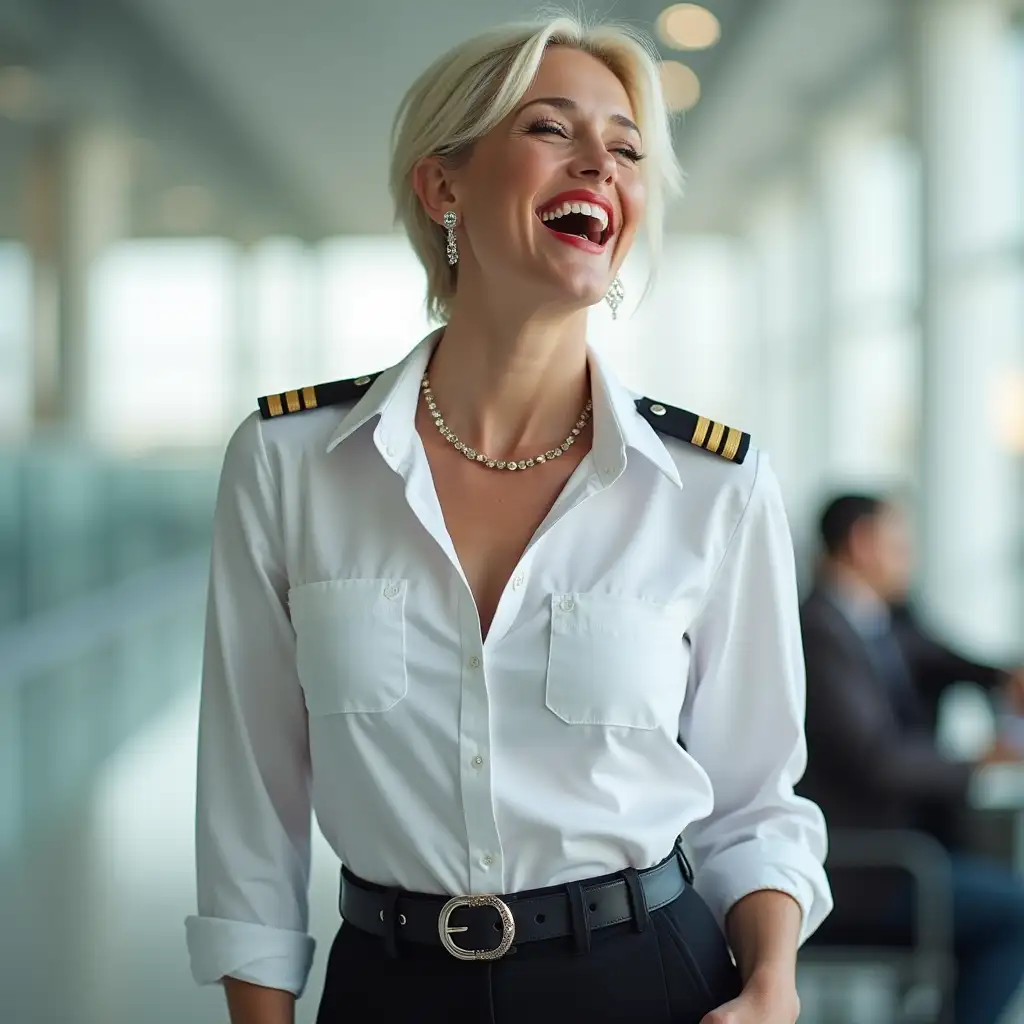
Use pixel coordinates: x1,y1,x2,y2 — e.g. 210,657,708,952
455,592,503,892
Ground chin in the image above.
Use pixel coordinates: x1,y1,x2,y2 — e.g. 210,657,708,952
542,267,610,309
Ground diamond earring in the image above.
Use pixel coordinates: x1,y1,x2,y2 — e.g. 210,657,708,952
443,211,458,266
605,276,625,319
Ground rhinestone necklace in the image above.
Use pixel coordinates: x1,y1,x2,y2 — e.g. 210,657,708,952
421,373,593,472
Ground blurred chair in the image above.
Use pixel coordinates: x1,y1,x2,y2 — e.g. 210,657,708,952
800,829,955,1024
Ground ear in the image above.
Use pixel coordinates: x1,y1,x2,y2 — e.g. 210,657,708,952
411,155,458,227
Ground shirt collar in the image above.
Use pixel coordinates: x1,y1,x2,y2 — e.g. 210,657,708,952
824,572,891,638
587,345,683,489
325,329,440,460
325,329,683,490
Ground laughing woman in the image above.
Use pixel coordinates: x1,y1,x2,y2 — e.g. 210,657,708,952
185,15,832,1024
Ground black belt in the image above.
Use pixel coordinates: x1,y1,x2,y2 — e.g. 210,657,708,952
339,848,689,961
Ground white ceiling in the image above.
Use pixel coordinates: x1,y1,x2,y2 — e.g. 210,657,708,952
120,0,795,235
126,0,545,233
2,0,897,238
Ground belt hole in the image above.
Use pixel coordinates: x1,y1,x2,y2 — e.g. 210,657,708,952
399,914,407,925
493,920,502,932
535,913,546,924
589,902,598,912
378,911,383,921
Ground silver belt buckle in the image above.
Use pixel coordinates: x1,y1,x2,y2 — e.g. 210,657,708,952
438,894,515,960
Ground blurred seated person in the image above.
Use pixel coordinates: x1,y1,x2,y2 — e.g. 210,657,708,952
799,493,1024,1024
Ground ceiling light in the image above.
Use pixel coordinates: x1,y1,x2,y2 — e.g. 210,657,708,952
657,4,722,50
659,61,701,112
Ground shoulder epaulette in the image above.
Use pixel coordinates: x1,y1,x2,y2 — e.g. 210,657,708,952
635,397,750,464
258,372,382,420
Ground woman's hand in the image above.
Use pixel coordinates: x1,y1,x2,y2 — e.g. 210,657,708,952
700,970,801,1024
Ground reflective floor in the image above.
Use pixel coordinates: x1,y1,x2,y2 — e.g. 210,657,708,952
0,682,344,1024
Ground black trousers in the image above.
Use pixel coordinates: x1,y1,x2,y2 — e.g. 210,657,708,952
316,880,741,1023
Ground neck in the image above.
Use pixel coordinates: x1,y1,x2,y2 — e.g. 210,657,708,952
825,560,886,610
424,289,592,460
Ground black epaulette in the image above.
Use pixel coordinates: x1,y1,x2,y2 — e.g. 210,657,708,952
257,372,382,420
635,397,751,464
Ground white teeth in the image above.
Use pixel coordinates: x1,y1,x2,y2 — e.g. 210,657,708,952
539,200,610,231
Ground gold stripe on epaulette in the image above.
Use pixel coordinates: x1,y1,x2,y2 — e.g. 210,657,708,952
302,386,317,410
267,393,283,417
722,427,742,461
691,416,710,447
706,421,725,454
285,390,300,413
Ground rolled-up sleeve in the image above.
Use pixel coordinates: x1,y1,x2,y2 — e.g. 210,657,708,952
681,451,832,945
184,413,315,996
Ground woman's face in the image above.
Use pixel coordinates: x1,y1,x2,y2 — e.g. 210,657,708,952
444,45,647,311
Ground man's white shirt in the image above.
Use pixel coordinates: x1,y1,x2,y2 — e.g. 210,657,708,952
185,334,832,996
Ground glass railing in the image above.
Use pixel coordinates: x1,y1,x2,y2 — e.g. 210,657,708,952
0,445,220,857
0,445,220,626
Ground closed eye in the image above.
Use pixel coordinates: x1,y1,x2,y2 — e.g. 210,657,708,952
527,120,644,163
527,119,570,138
613,145,644,163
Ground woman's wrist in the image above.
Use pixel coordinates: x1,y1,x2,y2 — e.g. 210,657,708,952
725,889,802,985
744,962,798,996
736,966,802,1024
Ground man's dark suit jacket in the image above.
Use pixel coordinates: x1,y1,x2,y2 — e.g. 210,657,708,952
798,586,1006,848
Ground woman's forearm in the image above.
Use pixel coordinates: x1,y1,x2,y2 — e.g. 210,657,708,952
224,977,295,1024
724,888,802,988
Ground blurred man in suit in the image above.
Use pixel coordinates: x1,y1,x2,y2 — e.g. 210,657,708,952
800,494,1024,1024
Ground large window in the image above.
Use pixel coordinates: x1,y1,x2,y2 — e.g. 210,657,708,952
0,241,31,441
89,240,236,449
819,122,920,485
320,235,432,377
247,238,320,399
589,236,753,433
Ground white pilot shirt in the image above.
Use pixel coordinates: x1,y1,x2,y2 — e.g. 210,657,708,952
185,331,832,996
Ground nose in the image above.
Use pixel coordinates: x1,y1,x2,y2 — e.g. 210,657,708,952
568,137,616,184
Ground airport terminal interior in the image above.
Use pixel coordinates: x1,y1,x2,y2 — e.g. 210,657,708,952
0,0,1022,1021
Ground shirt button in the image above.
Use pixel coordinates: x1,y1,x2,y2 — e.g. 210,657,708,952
560,597,575,612
472,755,484,768
468,656,481,669
383,584,401,599
512,575,525,589
481,854,494,868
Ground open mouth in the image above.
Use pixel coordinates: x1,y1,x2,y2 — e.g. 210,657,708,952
539,200,612,247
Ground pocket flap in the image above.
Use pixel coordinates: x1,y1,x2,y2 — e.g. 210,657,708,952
288,578,408,715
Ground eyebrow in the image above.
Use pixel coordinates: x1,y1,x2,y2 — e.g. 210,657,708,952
515,96,642,140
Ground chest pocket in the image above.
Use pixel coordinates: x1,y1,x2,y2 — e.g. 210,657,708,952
288,578,408,715
545,593,686,731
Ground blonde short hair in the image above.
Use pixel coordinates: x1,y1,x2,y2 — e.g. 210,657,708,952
390,14,684,321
